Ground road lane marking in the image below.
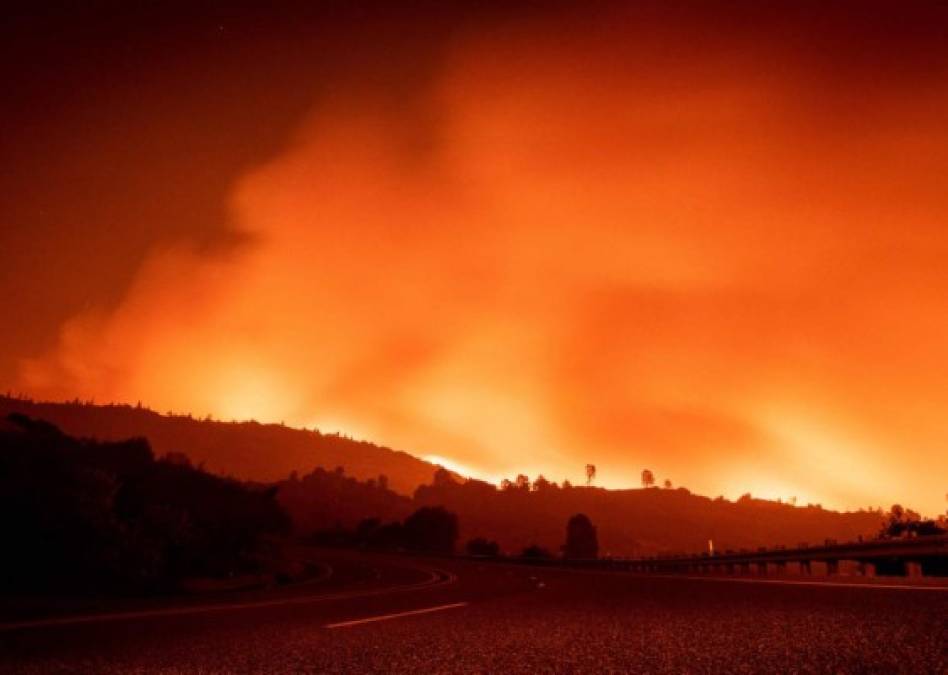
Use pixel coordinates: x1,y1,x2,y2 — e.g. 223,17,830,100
643,573,948,591
0,567,457,632
325,602,469,629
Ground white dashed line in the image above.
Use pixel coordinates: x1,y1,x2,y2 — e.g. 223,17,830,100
325,602,469,628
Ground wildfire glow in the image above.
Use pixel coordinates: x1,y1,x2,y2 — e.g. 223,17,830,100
11,6,948,516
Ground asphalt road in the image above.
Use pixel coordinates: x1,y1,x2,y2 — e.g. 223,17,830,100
1,552,945,674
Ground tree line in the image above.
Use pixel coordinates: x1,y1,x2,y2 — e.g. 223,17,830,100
4,412,942,597
307,507,601,561
0,414,288,594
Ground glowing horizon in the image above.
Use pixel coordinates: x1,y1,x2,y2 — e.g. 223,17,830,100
5,4,948,518
0,391,901,515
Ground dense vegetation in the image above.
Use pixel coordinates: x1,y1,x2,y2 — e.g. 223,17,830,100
0,414,288,594
563,513,599,559
308,506,460,554
414,469,885,556
0,395,441,494
269,465,888,557
0,397,913,569
878,504,946,538
274,466,412,535
5,399,943,601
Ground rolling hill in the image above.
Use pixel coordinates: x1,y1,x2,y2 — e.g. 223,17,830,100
414,477,884,556
0,396,887,555
0,396,439,495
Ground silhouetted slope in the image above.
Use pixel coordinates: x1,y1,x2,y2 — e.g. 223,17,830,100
0,397,885,556
270,468,883,557
273,467,413,534
0,397,438,495
0,414,288,592
414,479,883,556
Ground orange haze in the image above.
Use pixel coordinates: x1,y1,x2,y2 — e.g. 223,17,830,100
14,7,948,515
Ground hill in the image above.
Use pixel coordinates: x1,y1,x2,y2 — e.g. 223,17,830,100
267,467,884,557
0,397,887,556
0,413,287,593
414,474,884,556
0,396,439,495
274,466,413,535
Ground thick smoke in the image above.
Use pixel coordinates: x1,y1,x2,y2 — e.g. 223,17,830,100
21,11,948,513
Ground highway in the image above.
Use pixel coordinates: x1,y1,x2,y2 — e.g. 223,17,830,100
1,551,945,673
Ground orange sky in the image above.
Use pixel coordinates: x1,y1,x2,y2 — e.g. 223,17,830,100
5,3,948,515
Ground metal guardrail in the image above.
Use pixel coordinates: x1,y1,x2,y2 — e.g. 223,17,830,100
620,533,948,567
478,534,948,578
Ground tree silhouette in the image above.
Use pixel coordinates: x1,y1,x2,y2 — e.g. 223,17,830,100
663,479,672,489
466,537,500,557
521,544,552,559
641,469,655,488
879,503,943,537
563,513,599,559
515,474,530,490
532,475,552,491
402,506,458,554
355,517,381,544
433,467,456,487
585,464,596,486
0,414,289,593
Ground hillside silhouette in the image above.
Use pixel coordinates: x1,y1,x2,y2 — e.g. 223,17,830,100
273,466,413,535
413,472,884,556
0,397,888,556
0,396,439,495
0,414,288,594
268,466,884,557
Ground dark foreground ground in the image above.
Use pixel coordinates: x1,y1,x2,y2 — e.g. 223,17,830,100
1,551,945,674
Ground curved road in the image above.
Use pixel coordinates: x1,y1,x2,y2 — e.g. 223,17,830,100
1,551,945,673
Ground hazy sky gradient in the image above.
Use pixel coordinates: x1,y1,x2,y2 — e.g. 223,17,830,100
4,2,948,514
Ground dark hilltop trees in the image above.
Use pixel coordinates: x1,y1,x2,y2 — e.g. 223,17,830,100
585,463,596,486
275,465,411,535
466,537,500,557
521,544,553,559
403,506,459,554
641,469,655,488
308,505,460,554
880,504,946,538
563,513,599,559
0,414,289,594
0,395,440,494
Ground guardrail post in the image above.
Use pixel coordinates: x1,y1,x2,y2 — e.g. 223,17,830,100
858,561,876,578
775,561,787,575
905,561,923,579
755,561,767,575
826,560,839,576
799,560,812,576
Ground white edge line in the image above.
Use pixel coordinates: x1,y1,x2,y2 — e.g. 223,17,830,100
0,568,457,632
325,602,469,629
